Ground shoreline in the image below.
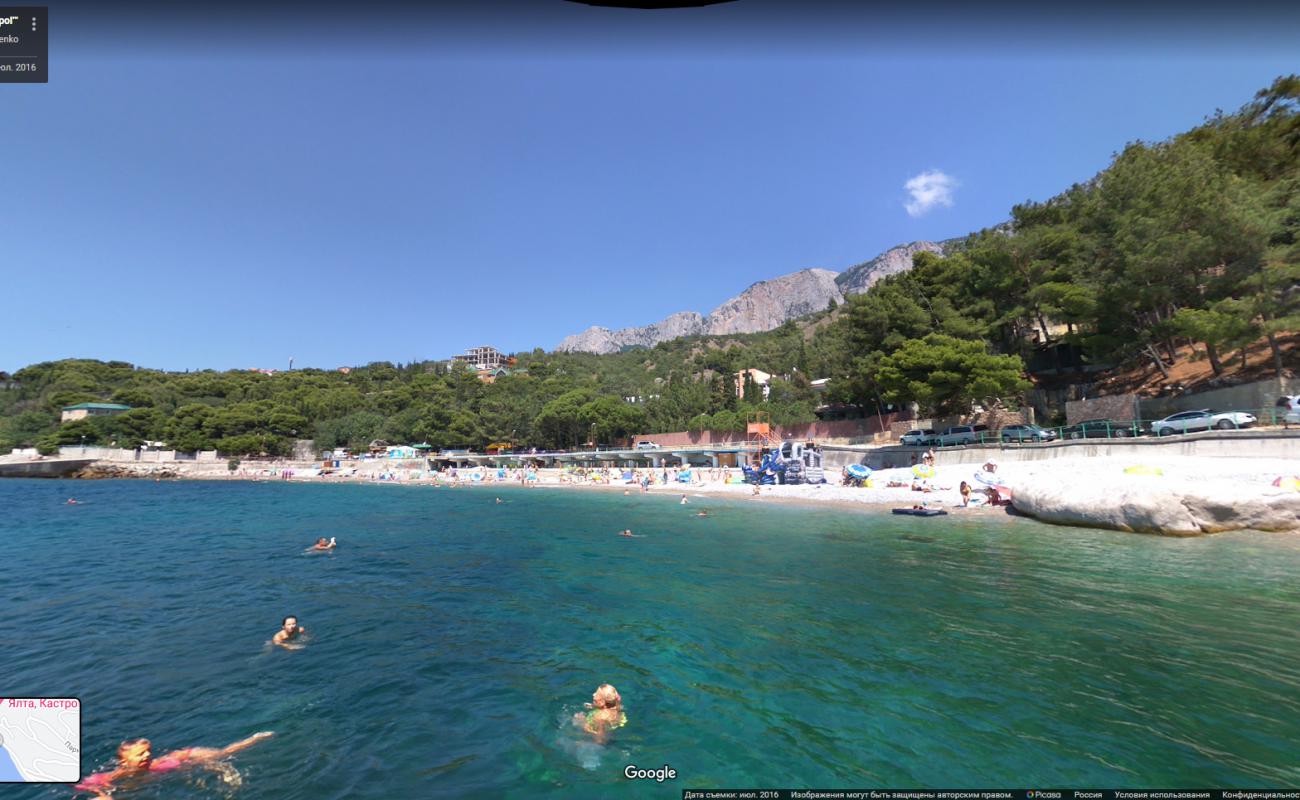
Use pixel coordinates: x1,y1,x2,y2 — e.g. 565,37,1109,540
10,450,1300,535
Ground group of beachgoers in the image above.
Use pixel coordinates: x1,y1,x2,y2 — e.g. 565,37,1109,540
73,526,624,798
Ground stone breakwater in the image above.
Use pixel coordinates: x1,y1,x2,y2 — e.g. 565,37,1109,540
1009,475,1300,535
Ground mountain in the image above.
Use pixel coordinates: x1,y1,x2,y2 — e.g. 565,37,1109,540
834,240,948,295
556,241,953,354
704,268,843,335
557,269,843,354
556,312,707,355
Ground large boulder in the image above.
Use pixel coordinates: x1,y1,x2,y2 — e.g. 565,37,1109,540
1008,475,1300,535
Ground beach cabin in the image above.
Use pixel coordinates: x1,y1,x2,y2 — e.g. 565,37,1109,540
61,402,131,422
386,445,419,459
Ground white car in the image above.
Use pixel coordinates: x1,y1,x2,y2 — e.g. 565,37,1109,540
899,429,937,446
635,441,660,450
1151,409,1257,436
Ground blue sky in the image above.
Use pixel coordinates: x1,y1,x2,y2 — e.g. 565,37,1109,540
2,1,1297,372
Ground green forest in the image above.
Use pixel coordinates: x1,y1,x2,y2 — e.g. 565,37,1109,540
2,77,1296,456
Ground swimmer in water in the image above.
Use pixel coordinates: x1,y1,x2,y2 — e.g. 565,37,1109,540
696,511,708,518
680,494,689,505
495,497,503,504
619,529,634,537
74,731,273,798
272,616,306,648
572,684,626,745
66,498,79,505
310,537,335,551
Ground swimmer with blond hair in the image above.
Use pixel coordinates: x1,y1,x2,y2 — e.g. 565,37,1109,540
572,684,626,744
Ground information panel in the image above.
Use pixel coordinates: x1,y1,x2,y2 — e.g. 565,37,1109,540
0,7,47,83
0,697,81,783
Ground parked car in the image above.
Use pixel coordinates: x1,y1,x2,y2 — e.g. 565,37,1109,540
899,428,938,446
635,441,660,449
1277,395,1300,425
936,425,977,446
1061,418,1138,439
1151,409,1257,436
1000,424,1058,443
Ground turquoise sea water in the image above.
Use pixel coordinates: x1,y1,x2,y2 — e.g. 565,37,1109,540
2,478,1299,798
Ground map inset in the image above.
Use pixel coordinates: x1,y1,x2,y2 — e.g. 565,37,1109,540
0,698,81,782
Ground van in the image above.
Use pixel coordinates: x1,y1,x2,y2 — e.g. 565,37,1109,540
937,425,977,446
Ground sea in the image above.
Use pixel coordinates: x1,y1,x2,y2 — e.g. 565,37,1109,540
2,478,1299,799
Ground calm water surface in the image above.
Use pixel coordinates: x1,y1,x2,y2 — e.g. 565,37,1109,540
2,479,1299,798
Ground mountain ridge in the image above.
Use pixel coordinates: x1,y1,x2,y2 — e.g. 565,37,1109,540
556,240,951,354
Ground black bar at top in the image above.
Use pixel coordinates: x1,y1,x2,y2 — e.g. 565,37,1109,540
0,7,47,83
680,792,1300,800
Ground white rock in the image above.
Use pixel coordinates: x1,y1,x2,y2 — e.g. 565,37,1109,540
1008,473,1300,535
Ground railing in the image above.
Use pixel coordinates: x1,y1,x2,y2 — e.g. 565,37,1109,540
899,406,1296,448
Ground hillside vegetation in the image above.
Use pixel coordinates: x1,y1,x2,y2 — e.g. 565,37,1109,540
2,76,1296,455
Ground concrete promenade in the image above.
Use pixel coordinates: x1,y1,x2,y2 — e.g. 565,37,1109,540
824,429,1300,470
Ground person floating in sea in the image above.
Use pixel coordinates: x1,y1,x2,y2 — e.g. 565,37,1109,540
66,498,80,505
272,616,307,649
573,684,626,744
495,497,503,504
74,731,274,798
309,537,336,551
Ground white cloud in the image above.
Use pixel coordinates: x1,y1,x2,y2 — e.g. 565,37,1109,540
903,170,958,217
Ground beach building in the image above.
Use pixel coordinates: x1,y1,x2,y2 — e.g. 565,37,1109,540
61,402,131,422
452,346,509,371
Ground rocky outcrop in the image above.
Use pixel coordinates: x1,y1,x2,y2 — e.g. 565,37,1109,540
555,238,972,353
1009,475,1300,535
704,269,843,335
835,241,947,296
71,464,181,480
557,312,706,355
557,270,843,354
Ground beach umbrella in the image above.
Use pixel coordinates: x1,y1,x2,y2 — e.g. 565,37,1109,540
912,464,935,479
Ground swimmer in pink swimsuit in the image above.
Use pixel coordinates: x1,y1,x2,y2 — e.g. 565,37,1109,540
74,732,273,797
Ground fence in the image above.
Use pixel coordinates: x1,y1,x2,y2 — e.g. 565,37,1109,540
896,405,1296,448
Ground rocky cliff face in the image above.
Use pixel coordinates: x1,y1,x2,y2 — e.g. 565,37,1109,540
704,269,843,335
557,312,706,355
835,241,947,296
557,270,843,354
555,241,950,354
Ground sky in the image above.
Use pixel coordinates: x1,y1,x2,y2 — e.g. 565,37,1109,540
2,0,1298,372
